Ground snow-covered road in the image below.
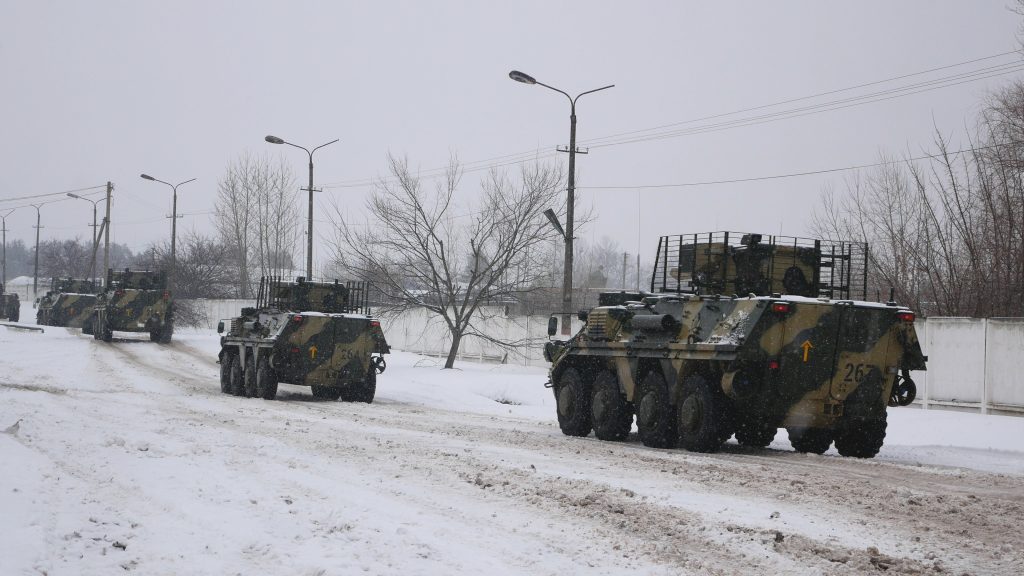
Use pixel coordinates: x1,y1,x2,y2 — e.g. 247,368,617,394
2,317,1023,575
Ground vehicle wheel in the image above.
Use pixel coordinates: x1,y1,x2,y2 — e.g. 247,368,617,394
311,385,342,401
82,315,94,335
219,351,233,394
9,303,18,322
590,371,632,441
834,414,887,458
787,427,833,454
255,356,278,400
229,354,245,396
352,366,377,403
735,420,777,448
555,368,592,437
676,374,728,453
91,315,102,340
636,370,677,448
243,352,257,398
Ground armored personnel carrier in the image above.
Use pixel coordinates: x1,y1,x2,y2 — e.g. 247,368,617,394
0,284,19,322
217,276,389,402
84,269,174,342
544,232,926,458
36,278,99,328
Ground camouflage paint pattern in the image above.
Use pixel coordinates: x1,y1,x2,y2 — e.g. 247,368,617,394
218,277,389,400
37,293,98,328
0,292,19,322
96,288,173,332
548,293,925,444
90,269,173,340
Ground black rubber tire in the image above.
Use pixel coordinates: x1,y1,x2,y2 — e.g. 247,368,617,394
91,315,102,340
311,385,342,401
834,414,887,458
590,371,632,441
255,356,278,400
788,427,833,454
556,368,592,437
243,352,257,398
636,371,678,448
676,375,728,453
229,354,245,396
82,315,94,335
735,420,777,448
219,351,233,394
348,367,377,403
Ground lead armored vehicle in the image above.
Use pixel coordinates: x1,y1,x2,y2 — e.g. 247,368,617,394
0,284,18,322
85,268,174,342
217,277,389,402
544,232,927,458
36,278,99,328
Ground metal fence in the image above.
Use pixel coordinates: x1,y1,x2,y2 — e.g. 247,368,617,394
911,317,1024,415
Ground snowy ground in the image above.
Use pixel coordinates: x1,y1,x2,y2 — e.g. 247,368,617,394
2,304,1023,576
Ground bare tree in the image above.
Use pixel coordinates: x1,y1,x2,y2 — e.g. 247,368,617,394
330,154,564,368
137,232,235,327
811,80,1024,317
39,238,92,279
214,152,299,297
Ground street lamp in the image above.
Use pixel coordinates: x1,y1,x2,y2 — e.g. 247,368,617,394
140,174,197,291
66,193,103,283
265,134,339,279
1,208,14,287
509,69,614,331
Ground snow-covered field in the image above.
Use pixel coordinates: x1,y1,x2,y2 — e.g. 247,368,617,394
2,304,1023,575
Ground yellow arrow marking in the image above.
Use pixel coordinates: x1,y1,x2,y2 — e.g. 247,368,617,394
309,345,318,360
801,340,813,363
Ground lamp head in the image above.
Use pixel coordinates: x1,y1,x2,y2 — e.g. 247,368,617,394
265,135,285,144
508,70,537,85
66,192,81,199
140,174,156,181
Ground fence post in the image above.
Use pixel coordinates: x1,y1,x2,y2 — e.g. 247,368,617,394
981,318,989,415
923,318,931,410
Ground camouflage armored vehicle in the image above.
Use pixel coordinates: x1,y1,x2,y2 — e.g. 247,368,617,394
0,283,18,322
84,268,174,342
217,276,389,402
544,232,927,458
36,278,99,328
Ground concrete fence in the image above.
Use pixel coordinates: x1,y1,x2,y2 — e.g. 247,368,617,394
185,299,1023,415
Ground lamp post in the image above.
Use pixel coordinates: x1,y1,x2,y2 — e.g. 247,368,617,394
509,70,613,331
265,134,339,279
66,193,102,283
1,208,13,287
140,174,196,292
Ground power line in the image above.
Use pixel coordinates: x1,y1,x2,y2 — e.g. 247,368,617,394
0,184,107,206
322,50,1022,190
581,51,1021,146
580,140,1024,190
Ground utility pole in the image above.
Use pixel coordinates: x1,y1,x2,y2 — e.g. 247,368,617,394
31,204,42,298
103,181,112,285
622,251,628,289
1,209,12,287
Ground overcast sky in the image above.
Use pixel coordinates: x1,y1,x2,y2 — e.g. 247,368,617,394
1,1,1020,273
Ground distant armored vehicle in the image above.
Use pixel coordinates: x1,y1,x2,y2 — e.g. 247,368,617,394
544,232,927,458
217,276,389,402
84,269,174,342
0,284,19,322
36,278,99,328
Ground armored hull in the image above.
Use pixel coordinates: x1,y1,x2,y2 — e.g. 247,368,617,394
217,277,389,402
545,232,927,458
